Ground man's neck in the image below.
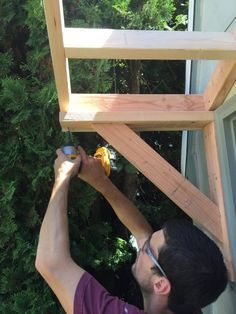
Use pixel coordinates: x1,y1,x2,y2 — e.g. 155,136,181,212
142,292,173,314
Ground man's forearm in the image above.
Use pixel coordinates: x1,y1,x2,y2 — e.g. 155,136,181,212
98,178,152,241
36,176,71,270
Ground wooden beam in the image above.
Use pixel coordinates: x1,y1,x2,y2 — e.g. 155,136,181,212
204,60,236,111
60,111,214,132
60,93,213,131
204,122,234,280
68,94,205,111
93,123,222,242
43,0,71,112
64,28,236,60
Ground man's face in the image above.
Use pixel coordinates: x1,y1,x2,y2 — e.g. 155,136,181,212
132,230,166,293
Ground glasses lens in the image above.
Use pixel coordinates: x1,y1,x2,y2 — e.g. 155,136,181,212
145,237,167,278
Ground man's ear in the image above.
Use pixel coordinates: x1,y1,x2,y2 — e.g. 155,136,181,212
153,278,171,296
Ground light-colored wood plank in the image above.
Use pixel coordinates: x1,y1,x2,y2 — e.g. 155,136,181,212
60,110,214,131
68,94,205,112
93,123,222,241
64,28,236,60
204,60,236,111
43,0,71,112
204,122,234,280
61,93,213,131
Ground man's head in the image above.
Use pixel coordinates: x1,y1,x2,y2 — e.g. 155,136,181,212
132,219,228,314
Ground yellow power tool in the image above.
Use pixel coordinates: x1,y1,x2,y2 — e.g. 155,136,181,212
62,131,111,176
94,146,111,177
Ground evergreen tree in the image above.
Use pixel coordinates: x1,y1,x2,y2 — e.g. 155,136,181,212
0,0,188,312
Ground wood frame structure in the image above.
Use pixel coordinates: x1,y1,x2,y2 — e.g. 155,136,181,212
43,0,236,279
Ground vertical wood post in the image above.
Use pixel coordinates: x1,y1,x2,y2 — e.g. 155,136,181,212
203,122,234,280
44,0,71,112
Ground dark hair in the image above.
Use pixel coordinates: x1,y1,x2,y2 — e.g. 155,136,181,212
156,219,228,314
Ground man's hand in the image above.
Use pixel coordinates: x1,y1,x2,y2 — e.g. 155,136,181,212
78,147,110,192
54,149,81,181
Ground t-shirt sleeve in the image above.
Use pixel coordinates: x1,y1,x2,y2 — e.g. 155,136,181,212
74,272,145,314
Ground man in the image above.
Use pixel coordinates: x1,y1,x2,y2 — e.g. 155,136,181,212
35,147,228,314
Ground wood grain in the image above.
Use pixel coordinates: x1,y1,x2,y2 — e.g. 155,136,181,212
64,28,236,60
93,123,222,242
204,122,234,280
204,60,236,111
44,0,71,111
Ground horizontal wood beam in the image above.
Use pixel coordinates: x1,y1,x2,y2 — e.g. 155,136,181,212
44,0,71,112
60,94,213,131
68,94,205,111
204,60,236,110
60,111,213,131
93,123,222,242
61,109,214,133
64,28,236,60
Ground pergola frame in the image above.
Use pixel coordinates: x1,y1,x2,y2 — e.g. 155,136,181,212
44,0,236,279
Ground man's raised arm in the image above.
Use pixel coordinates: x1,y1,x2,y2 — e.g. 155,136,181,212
35,150,85,314
78,147,152,244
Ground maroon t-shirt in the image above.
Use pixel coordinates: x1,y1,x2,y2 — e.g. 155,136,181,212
74,272,145,314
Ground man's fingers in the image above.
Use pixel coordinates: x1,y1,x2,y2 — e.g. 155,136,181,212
75,154,82,165
75,154,81,161
56,148,64,156
77,146,87,163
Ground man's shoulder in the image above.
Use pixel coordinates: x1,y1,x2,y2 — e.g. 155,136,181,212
74,272,145,314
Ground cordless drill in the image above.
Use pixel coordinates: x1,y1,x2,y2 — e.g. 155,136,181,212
62,130,111,176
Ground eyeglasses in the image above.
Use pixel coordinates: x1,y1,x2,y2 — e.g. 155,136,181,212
142,236,168,279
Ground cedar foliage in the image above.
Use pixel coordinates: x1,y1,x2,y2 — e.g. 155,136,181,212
0,0,188,312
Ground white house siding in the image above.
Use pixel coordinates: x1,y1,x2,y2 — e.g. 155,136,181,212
185,1,236,313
